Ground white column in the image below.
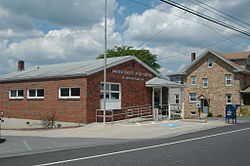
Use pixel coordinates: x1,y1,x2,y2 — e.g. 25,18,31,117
152,87,155,110
168,87,171,119
180,87,184,119
160,87,162,108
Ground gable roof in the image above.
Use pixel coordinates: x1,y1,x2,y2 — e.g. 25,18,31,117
220,51,250,60
176,49,250,75
146,77,186,88
0,56,164,82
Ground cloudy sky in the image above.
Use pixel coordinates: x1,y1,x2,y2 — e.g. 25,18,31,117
0,0,249,75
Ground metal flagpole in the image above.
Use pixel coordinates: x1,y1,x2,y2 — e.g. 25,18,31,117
103,0,107,125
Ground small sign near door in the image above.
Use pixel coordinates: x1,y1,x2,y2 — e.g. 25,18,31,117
196,101,201,108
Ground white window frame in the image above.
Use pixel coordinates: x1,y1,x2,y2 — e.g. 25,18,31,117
202,78,208,88
27,89,44,99
175,94,180,104
59,87,80,99
100,82,121,101
225,74,232,86
191,76,196,85
9,89,24,99
226,94,232,104
208,58,213,68
189,93,196,102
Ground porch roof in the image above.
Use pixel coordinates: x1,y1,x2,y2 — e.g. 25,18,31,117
146,77,186,88
241,87,250,94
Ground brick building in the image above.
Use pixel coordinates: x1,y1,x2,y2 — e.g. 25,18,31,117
0,56,184,128
169,50,250,118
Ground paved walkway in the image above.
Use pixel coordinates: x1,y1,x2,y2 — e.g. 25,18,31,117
2,119,228,139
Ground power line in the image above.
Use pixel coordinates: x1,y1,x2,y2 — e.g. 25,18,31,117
191,0,250,28
159,34,243,62
159,0,250,37
126,0,249,50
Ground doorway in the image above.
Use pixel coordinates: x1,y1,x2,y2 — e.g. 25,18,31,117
202,99,209,113
154,88,161,108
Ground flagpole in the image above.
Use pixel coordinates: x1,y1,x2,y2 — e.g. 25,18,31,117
103,0,107,125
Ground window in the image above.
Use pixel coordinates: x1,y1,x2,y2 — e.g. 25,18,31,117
190,111,196,115
189,93,196,102
9,89,24,99
100,83,120,100
208,58,213,68
202,78,208,88
226,94,232,104
59,87,80,98
28,89,44,99
191,76,196,85
175,94,179,104
225,74,232,86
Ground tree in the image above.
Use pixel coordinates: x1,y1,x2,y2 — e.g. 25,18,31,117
96,46,161,72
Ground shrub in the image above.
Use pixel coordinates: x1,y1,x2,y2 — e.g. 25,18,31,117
217,114,222,117
40,109,57,128
240,108,248,115
207,112,213,117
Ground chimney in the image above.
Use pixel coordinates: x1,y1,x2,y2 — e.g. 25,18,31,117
18,60,24,71
191,53,196,62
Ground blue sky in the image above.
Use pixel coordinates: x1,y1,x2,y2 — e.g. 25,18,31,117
0,0,249,75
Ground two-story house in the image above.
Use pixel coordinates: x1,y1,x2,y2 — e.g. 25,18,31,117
169,50,250,118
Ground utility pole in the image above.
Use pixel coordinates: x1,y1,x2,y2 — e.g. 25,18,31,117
103,0,107,125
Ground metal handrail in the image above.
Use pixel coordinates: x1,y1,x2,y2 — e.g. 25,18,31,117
96,104,153,122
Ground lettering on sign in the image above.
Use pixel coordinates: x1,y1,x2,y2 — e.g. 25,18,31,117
112,69,152,81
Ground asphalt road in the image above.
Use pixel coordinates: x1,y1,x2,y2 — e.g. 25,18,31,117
0,122,249,166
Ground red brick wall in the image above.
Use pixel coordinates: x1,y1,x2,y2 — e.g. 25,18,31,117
0,59,158,124
86,59,156,123
0,77,87,123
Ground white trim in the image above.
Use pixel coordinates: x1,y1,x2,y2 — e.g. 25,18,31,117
27,88,44,99
59,87,80,99
9,89,24,99
191,76,196,85
175,94,180,104
87,56,164,79
177,50,243,74
100,82,121,101
225,74,232,86
189,93,197,102
202,78,208,88
208,58,213,68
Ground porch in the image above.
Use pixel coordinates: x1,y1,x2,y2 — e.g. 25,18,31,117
241,86,250,106
146,77,186,120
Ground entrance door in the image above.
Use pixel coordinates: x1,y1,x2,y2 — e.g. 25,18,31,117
202,99,209,113
154,88,161,108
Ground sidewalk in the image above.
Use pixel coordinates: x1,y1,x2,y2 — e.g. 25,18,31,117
2,119,227,139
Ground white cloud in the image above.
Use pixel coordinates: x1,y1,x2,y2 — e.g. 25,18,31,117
0,0,118,27
0,18,122,74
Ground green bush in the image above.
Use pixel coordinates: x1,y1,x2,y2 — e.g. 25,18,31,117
207,112,213,117
240,108,248,115
217,114,222,117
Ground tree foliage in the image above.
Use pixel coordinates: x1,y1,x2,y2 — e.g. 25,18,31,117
97,46,161,72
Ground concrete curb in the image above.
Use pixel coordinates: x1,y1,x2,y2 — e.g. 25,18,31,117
181,119,207,123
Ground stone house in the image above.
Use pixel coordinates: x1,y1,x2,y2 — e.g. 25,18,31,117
169,50,250,118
